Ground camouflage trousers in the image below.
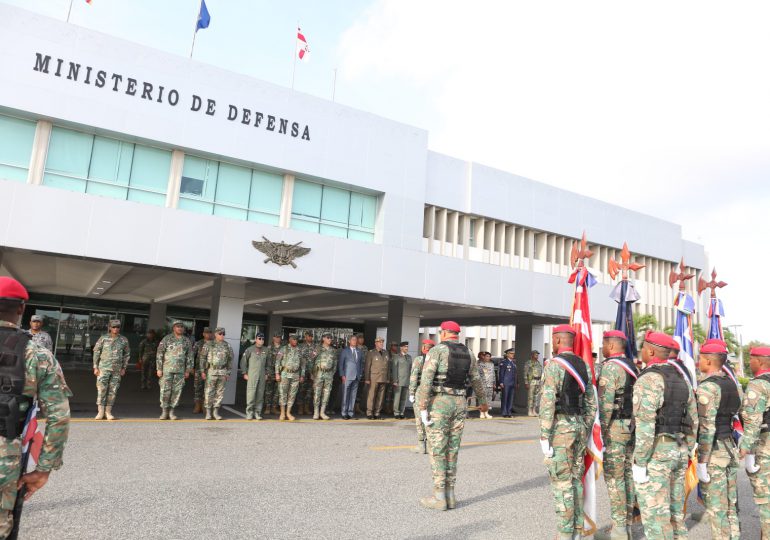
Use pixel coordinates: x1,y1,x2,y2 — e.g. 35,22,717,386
159,372,186,409
414,403,426,442
634,436,689,540
263,378,278,412
245,374,267,417
313,372,334,409
141,358,156,389
193,370,205,402
544,420,587,535
527,380,541,411
603,422,635,531
278,375,300,406
300,378,314,408
748,446,770,539
96,370,122,407
425,393,467,489
0,439,21,539
204,374,227,408
701,441,740,540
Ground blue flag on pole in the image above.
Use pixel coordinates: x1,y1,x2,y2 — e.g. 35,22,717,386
196,0,211,32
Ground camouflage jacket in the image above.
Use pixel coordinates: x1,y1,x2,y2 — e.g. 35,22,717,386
597,356,637,436
416,341,486,410
156,334,194,374
409,355,426,396
739,375,770,455
194,338,213,373
525,359,543,385
632,366,698,467
240,345,269,378
697,371,741,462
203,341,233,376
478,361,496,388
539,353,597,441
298,342,317,377
30,331,53,351
275,345,305,378
0,321,70,472
312,346,338,376
391,353,412,387
92,334,130,371
266,344,282,374
138,338,159,362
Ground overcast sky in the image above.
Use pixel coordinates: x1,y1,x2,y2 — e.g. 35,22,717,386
4,0,767,342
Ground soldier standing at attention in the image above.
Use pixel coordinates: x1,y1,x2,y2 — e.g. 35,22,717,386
539,325,597,540
275,334,305,421
477,352,496,419
597,330,637,540
525,350,543,417
740,346,770,537
312,333,337,420
192,327,212,414
365,337,390,419
298,331,317,416
632,331,697,540
156,320,194,420
265,333,283,416
391,341,412,419
498,348,517,418
138,329,159,390
241,332,268,420
417,321,488,510
409,339,435,453
0,277,70,538
695,340,741,539
92,319,130,421
27,314,53,351
201,328,232,421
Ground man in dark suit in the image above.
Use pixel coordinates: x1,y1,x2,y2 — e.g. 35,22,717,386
338,335,363,419
498,348,517,417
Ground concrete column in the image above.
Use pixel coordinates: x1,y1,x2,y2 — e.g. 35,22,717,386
148,302,167,332
513,322,545,411
209,277,246,405
362,320,379,349
165,149,184,209
386,299,421,357
266,313,283,340
278,174,295,228
27,120,52,185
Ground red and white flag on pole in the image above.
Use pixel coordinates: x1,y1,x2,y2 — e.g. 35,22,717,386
296,27,310,61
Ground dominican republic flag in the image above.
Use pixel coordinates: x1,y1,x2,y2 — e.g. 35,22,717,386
610,280,640,361
707,298,724,341
21,400,43,474
297,27,310,61
673,291,697,387
196,0,211,32
568,265,602,536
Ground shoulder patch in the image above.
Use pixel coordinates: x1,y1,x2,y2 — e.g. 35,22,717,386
748,390,758,400
698,395,709,405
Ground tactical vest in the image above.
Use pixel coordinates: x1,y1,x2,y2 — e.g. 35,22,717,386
443,342,472,389
703,374,740,441
757,373,770,433
608,356,637,420
645,363,691,436
0,327,31,440
554,353,588,416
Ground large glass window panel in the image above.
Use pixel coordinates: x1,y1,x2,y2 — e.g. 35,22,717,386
128,189,165,206
129,145,171,192
248,211,280,226
89,137,133,185
178,198,213,214
290,218,320,233
213,204,247,221
86,182,127,200
319,223,348,238
0,115,36,178
42,173,86,192
349,192,376,229
321,186,350,224
0,164,28,183
348,229,375,242
291,180,322,219
215,163,251,207
181,155,218,199
249,170,283,214
45,127,93,177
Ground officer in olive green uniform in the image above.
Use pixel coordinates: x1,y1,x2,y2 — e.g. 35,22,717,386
201,327,232,420
156,320,194,420
275,334,306,421
92,319,130,421
241,332,269,420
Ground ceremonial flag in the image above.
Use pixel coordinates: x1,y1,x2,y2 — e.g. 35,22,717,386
610,280,640,360
673,291,697,387
10,400,43,539
296,27,310,61
196,0,211,32
568,264,602,536
707,297,724,341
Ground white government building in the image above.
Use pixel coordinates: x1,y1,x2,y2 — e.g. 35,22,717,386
0,5,708,406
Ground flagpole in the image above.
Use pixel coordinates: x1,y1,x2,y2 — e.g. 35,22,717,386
190,31,198,58
291,21,299,90
190,0,201,59
332,68,338,102
66,0,74,23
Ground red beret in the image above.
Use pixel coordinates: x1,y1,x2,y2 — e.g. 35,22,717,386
644,331,672,349
704,338,727,348
440,321,461,333
0,277,28,302
553,324,576,336
751,347,770,357
421,339,435,346
603,330,627,340
701,342,728,354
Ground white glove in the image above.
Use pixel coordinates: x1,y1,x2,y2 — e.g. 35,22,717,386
409,395,415,403
632,464,649,484
696,463,710,483
420,410,433,426
539,439,554,458
745,454,761,474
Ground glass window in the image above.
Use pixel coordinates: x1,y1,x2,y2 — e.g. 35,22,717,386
0,114,36,182
215,163,251,207
321,187,350,224
291,180,322,219
129,146,171,192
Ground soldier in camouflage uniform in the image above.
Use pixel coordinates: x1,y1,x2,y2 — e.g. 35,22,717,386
695,341,741,539
264,333,283,416
597,330,638,540
632,331,698,540
477,352,496,419
312,333,337,420
92,319,130,421
409,339,435,453
156,320,194,420
384,342,398,415
0,277,71,538
192,327,212,414
241,332,269,420
275,334,306,421
28,314,53,351
740,346,770,538
417,321,488,510
539,325,597,540
201,328,232,420
138,329,159,390
298,331,317,416
525,350,543,416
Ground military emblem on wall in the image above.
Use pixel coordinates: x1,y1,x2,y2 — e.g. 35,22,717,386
252,236,311,268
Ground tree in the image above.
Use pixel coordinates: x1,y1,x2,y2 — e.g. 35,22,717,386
722,328,740,355
633,313,658,343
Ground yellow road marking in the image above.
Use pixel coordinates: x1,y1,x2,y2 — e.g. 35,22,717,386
370,438,537,451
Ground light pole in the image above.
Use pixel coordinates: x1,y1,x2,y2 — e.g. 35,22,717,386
726,324,744,377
